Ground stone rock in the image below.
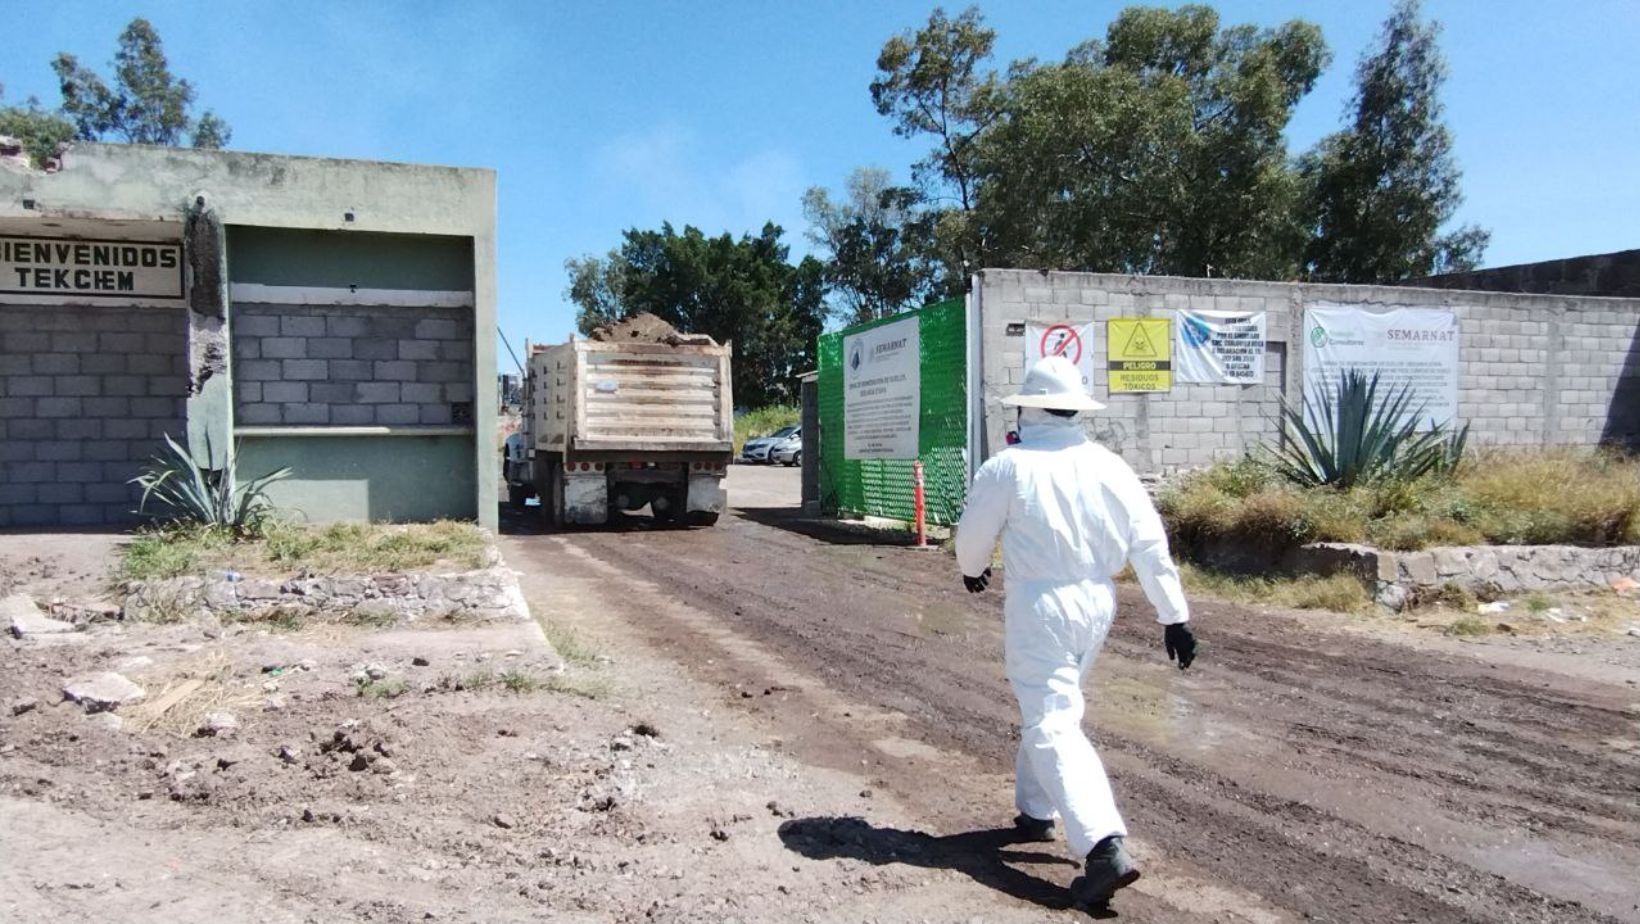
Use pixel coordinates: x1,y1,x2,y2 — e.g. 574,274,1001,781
412,656,431,667
198,711,240,738
297,659,319,672
372,756,398,775
5,595,75,638
1399,552,1438,587
365,664,388,681
1375,583,1409,612
493,812,517,829
63,672,146,713
11,697,39,716
115,655,155,672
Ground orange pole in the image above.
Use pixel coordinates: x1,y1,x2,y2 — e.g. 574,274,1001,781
913,459,927,548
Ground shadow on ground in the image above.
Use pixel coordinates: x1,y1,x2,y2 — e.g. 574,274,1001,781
778,816,1108,916
496,503,697,537
734,506,932,548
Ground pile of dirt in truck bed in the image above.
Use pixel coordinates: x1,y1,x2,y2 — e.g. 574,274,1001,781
587,312,717,347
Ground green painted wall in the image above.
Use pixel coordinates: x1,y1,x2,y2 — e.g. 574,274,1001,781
818,299,968,525
237,435,477,523
227,227,475,290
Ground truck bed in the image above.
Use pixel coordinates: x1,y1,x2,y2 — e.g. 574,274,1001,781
526,340,734,454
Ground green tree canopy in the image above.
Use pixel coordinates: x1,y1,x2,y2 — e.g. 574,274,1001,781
51,18,230,149
802,167,954,325
0,85,76,168
971,6,1327,277
864,3,1485,283
565,223,826,408
1300,0,1487,282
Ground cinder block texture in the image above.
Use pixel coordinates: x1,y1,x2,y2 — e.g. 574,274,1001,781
232,303,474,428
0,305,187,527
977,269,1640,475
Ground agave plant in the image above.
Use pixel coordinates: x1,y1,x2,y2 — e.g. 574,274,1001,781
1270,369,1467,489
131,434,292,535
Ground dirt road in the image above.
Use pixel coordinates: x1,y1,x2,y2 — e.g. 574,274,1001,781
506,466,1640,923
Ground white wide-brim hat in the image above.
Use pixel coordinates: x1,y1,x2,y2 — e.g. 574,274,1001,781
1001,355,1107,411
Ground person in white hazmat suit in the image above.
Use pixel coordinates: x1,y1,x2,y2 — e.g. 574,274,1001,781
955,355,1197,909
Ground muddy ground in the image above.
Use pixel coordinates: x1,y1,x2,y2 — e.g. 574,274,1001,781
3,465,1639,923
502,466,1640,924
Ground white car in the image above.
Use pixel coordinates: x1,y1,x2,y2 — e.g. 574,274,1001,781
769,428,802,467
741,425,797,464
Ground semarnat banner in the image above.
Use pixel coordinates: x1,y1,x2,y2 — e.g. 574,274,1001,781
1302,304,1460,427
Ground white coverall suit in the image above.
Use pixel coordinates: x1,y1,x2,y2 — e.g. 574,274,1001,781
956,409,1190,858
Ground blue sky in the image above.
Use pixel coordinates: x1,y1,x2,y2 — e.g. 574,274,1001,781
7,1,1638,355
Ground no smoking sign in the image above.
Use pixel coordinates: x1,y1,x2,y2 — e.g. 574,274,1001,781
1039,323,1083,364
1025,322,1095,393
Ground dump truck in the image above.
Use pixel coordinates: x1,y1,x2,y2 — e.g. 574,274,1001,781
504,314,733,527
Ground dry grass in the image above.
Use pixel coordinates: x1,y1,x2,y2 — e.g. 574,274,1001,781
120,520,489,582
1124,563,1374,614
1160,449,1640,555
126,652,262,738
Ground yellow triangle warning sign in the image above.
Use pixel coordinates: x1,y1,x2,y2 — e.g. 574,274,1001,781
1122,322,1158,358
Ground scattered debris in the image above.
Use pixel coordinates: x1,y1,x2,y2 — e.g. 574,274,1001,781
62,672,146,713
1612,576,1638,594
1476,601,1511,615
5,594,76,638
493,813,517,830
198,711,240,738
297,659,318,672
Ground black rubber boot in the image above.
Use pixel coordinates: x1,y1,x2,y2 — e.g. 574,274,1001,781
1073,835,1140,908
1012,813,1056,843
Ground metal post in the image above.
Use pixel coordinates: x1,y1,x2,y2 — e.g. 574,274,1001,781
913,459,927,548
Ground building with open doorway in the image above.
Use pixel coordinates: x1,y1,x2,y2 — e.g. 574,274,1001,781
0,142,497,529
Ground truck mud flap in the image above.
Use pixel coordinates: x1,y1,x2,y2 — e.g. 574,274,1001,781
563,472,609,525
686,473,726,515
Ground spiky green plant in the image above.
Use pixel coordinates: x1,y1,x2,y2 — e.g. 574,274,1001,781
130,434,291,536
1270,369,1465,489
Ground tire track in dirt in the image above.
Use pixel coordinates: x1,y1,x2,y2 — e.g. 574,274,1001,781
525,510,1638,922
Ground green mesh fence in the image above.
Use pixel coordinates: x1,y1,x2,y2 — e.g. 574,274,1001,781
818,299,967,525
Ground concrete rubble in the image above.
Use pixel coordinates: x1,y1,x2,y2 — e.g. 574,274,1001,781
62,672,146,713
5,594,77,638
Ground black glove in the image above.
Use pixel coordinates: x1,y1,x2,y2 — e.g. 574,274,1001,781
963,567,992,594
1164,623,1197,670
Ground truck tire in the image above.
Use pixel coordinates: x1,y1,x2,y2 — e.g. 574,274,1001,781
507,482,530,509
539,463,565,528
686,511,720,527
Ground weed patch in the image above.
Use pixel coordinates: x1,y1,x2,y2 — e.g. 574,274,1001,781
1444,616,1493,637
539,619,600,667
1161,449,1640,556
1172,563,1373,614
356,677,409,699
118,521,488,582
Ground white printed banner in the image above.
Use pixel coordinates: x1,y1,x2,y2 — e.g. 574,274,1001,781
1025,322,1096,393
1302,304,1460,427
1176,310,1267,384
843,316,920,460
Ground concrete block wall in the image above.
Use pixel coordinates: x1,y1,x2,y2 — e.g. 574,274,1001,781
232,303,474,427
0,305,188,526
977,270,1640,474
